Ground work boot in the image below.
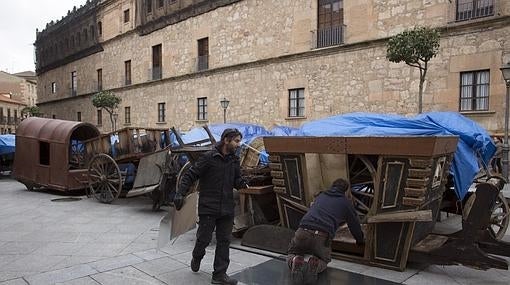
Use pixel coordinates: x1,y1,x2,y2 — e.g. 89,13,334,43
290,255,305,284
305,256,320,284
211,274,238,285
190,257,201,272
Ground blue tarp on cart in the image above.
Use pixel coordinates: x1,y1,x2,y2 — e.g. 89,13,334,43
0,134,15,155
296,112,495,200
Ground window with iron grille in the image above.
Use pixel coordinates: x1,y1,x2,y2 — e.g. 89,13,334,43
97,69,102,91
152,44,162,80
125,60,131,85
77,112,82,122
197,97,207,120
98,22,102,36
316,0,344,48
197,38,209,71
158,0,164,8
456,0,494,22
51,82,57,94
158,102,166,122
288,88,305,117
125,106,131,124
124,9,130,23
459,70,490,111
97,109,102,126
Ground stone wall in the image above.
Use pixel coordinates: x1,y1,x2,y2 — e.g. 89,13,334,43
37,0,510,133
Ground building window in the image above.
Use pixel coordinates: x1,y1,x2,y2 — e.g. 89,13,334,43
456,0,494,22
97,109,102,126
197,97,207,120
316,0,344,48
125,60,132,85
152,44,162,80
158,102,165,122
51,82,57,94
125,106,131,124
77,112,82,122
197,37,209,71
158,0,164,8
0,108,3,123
52,114,56,119
71,71,77,96
14,110,17,124
124,9,130,23
97,68,103,91
7,109,10,124
98,21,102,36
147,0,153,13
288,88,305,117
459,70,490,111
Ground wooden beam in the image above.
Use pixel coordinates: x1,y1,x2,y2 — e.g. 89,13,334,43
367,210,432,223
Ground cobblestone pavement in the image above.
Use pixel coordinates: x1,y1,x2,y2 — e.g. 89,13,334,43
1,177,510,284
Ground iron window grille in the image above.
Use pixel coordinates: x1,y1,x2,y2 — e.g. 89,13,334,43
456,0,494,22
97,109,102,126
289,88,305,117
459,70,490,111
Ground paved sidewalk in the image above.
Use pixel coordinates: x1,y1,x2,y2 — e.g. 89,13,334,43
1,177,510,284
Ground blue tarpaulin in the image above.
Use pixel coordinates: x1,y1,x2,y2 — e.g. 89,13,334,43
295,112,495,200
0,134,15,156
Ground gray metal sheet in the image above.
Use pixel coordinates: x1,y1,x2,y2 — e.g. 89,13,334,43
232,259,399,285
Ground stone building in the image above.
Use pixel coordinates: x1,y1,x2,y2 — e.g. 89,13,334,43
0,71,37,108
35,0,510,133
0,94,26,134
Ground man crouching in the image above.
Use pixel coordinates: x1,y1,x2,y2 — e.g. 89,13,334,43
287,178,364,284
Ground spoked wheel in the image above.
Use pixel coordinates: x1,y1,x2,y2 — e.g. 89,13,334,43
489,193,509,239
88,154,122,204
349,155,377,221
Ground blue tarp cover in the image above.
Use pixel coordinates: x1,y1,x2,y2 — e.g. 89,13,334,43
0,134,15,155
296,112,495,200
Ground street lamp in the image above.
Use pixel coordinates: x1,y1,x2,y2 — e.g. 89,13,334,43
112,112,118,132
500,62,510,181
220,97,230,124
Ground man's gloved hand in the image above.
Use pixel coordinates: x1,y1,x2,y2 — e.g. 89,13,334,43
173,192,184,211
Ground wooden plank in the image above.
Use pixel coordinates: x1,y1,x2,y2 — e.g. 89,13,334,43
239,185,274,195
408,168,431,178
404,187,427,197
270,171,284,178
402,197,425,206
406,178,429,188
367,210,432,223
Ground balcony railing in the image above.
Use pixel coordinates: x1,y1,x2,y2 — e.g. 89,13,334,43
312,25,345,49
197,55,209,71
148,66,162,81
456,0,494,21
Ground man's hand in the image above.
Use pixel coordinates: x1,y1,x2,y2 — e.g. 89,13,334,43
173,192,184,211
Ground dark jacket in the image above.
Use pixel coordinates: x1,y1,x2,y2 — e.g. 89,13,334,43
178,144,246,216
299,187,364,244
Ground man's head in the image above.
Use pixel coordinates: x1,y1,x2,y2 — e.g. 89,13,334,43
220,128,242,154
330,178,349,193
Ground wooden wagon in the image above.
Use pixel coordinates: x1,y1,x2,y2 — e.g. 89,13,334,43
242,136,510,271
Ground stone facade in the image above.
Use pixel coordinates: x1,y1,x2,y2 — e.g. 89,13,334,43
35,0,510,133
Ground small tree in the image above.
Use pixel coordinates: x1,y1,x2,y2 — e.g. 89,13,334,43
21,106,41,118
92,91,121,131
386,26,440,113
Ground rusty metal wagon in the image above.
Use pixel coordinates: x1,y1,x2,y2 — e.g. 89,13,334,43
242,135,510,271
13,117,101,191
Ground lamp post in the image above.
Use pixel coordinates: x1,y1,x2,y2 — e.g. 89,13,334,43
112,112,118,132
220,97,230,124
500,62,510,181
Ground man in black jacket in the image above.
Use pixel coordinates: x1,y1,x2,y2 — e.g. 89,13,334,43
173,128,247,285
287,178,364,284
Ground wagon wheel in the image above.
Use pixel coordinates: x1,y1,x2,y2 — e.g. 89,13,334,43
88,153,122,204
463,192,510,240
349,155,377,221
175,161,199,196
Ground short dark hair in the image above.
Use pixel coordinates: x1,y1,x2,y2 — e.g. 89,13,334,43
331,178,349,192
221,128,242,141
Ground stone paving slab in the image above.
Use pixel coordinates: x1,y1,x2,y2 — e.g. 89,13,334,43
89,266,164,285
24,264,98,285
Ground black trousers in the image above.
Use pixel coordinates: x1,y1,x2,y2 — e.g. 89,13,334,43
192,214,234,277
